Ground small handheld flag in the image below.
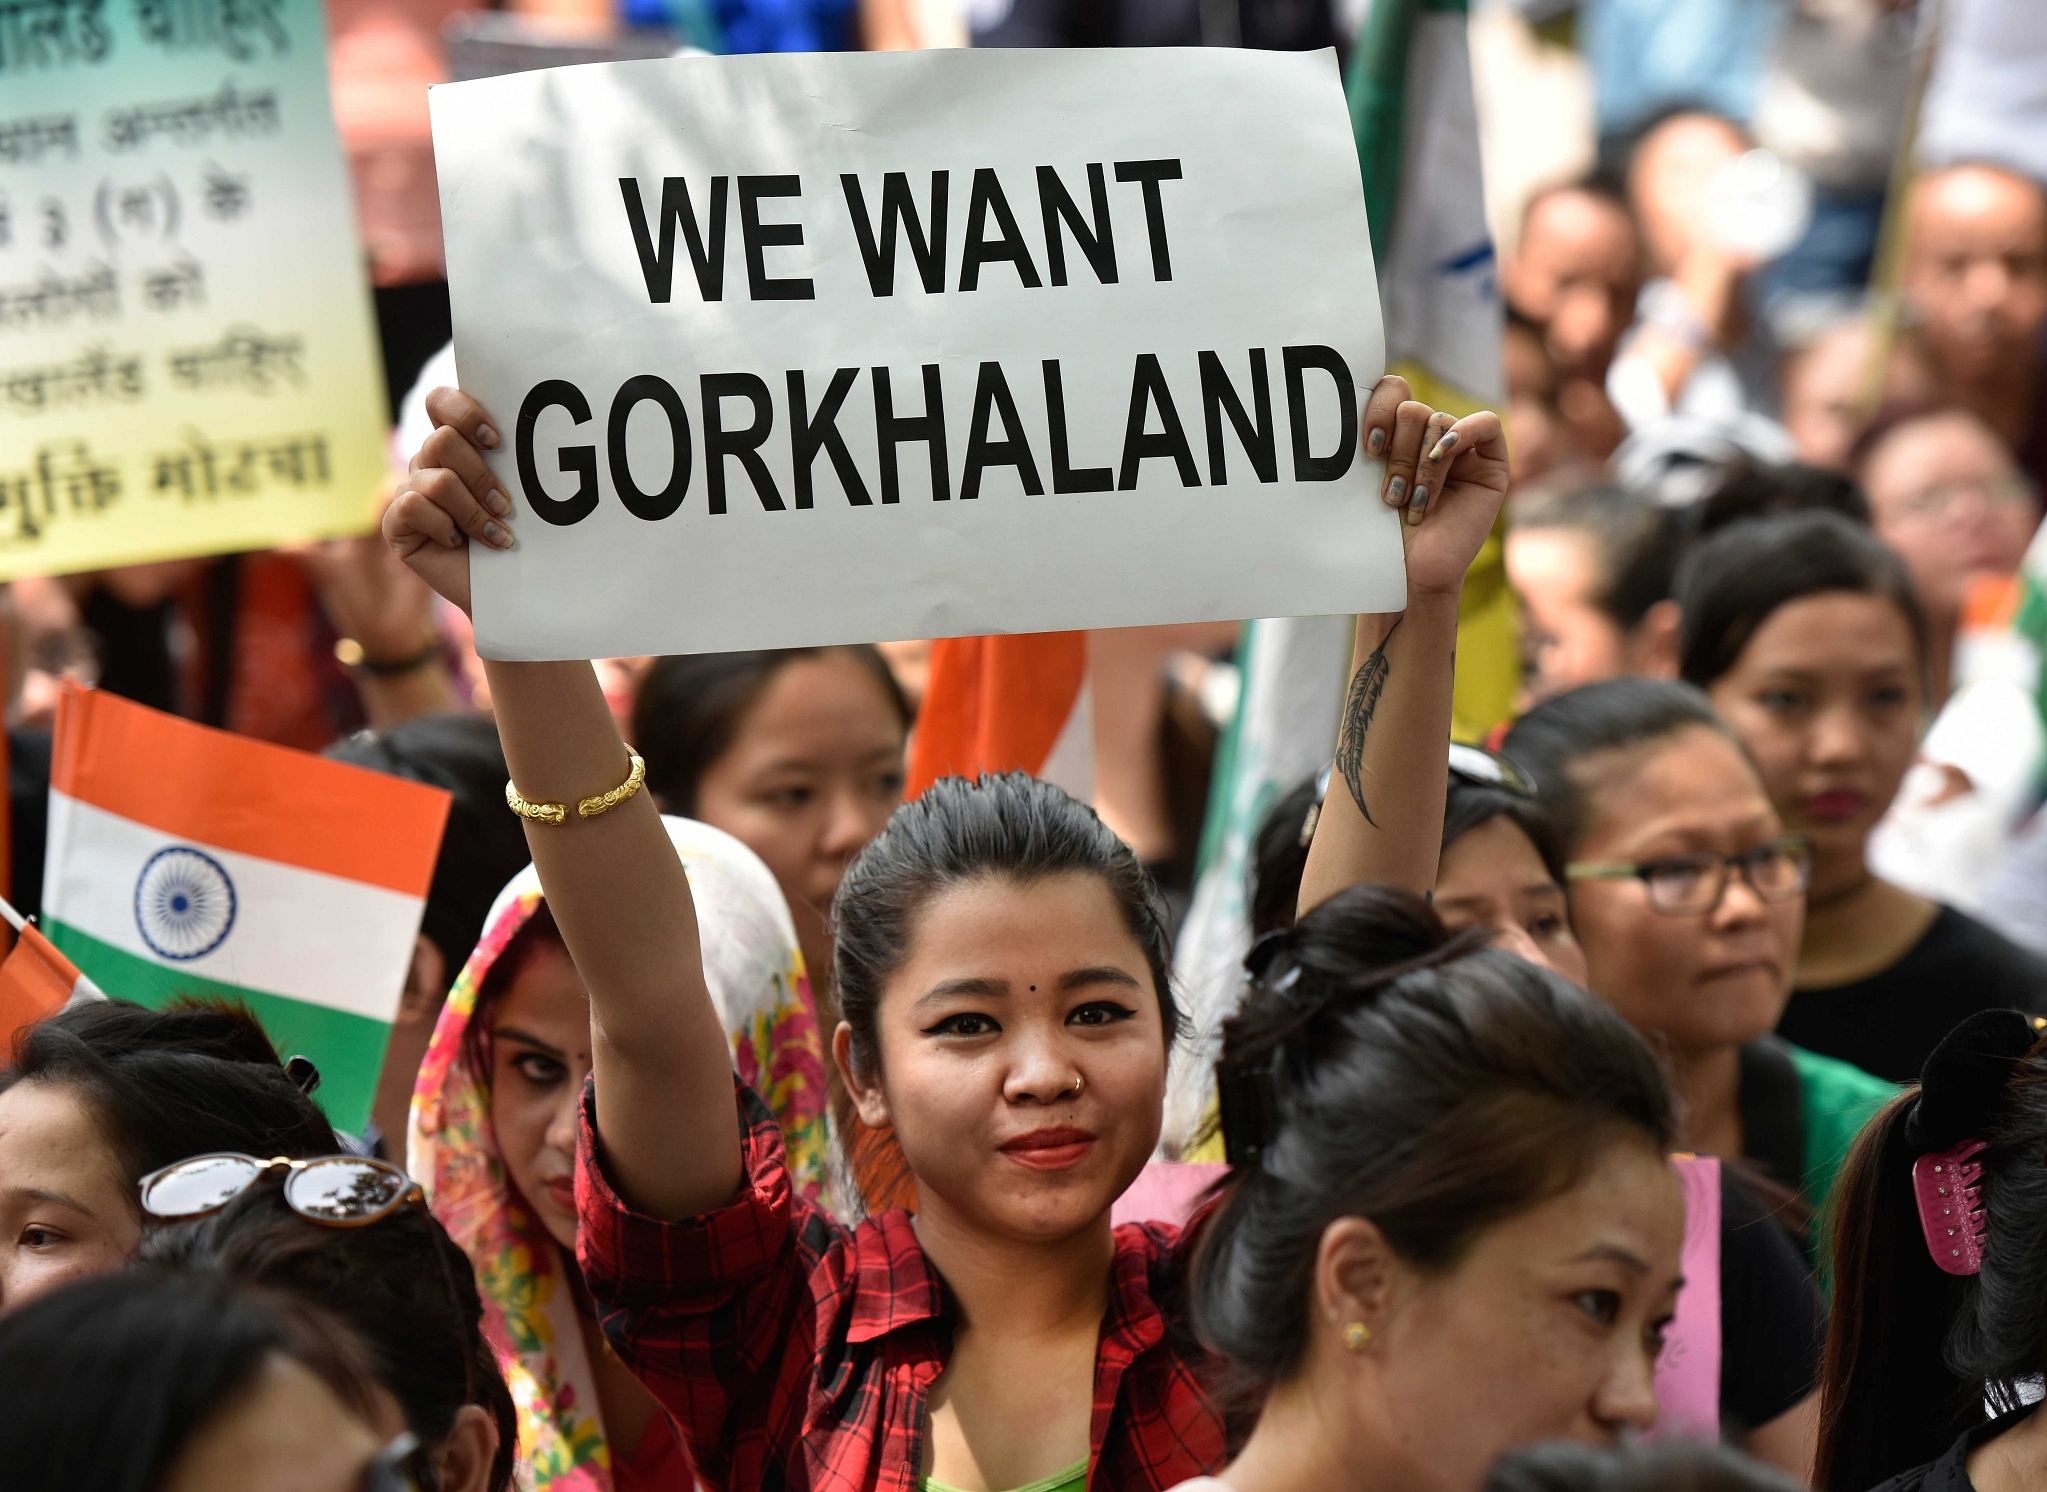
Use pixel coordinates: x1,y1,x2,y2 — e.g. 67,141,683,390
0,894,103,1057
41,685,452,1133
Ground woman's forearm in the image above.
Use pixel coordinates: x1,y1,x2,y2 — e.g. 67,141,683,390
1296,590,1458,915
482,657,743,1218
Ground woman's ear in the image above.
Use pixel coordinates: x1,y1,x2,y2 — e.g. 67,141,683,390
1315,1214,1399,1345
433,1404,499,1492
1627,599,1682,679
833,1021,891,1129
399,935,449,1023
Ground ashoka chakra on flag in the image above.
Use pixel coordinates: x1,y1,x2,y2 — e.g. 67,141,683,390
133,846,238,961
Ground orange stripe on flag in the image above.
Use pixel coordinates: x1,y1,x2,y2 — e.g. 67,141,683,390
906,633,1087,797
50,684,450,896
1962,573,2024,633
0,923,79,1054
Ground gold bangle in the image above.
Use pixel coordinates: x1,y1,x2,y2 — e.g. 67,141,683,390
505,750,646,825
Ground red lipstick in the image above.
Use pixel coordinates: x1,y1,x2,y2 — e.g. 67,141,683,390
1805,790,1866,823
999,1126,1097,1171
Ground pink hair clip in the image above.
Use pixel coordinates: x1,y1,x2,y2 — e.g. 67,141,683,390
1914,1138,1989,1276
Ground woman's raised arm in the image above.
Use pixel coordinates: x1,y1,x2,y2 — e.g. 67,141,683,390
386,387,743,1221
1294,377,1510,917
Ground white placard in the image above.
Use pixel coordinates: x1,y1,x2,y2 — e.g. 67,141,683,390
430,47,1400,660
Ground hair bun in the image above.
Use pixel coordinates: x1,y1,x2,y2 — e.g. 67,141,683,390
1905,1008,2042,1154
1220,886,1487,1166
1242,928,1296,985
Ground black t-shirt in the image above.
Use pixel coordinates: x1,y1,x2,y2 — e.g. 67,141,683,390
1866,1405,2035,1492
1719,1167,1823,1432
1778,906,2047,1083
972,0,1336,49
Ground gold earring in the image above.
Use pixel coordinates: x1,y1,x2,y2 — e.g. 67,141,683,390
1343,1321,1371,1352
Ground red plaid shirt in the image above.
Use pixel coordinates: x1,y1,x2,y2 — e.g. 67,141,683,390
577,1082,1228,1492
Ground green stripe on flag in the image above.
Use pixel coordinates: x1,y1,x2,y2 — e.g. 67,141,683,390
1193,621,1254,882
1348,0,1417,264
45,922,390,1137
1347,0,1468,264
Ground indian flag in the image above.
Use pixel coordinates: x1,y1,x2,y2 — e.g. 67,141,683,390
41,685,451,1133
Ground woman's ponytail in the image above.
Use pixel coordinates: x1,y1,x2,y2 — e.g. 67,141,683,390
1216,887,1485,1167
1815,1093,1970,1490
1817,1009,2044,1491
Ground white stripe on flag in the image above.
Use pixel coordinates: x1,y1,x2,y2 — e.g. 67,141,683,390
1039,672,1095,805
1382,10,1503,404
45,793,423,1023
1162,614,1353,1154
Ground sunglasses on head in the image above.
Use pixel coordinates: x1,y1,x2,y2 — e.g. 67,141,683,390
364,1432,433,1492
1303,743,1537,844
1447,741,1536,796
138,1152,424,1226
141,1151,479,1450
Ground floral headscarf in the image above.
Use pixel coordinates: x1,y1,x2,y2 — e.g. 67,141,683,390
410,817,829,1491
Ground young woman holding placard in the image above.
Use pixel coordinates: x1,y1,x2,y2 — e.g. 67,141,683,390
383,375,1510,1492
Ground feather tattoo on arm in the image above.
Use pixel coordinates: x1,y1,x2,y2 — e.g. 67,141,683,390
1335,619,1399,828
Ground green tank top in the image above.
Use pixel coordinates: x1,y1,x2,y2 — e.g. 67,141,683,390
923,1459,1090,1492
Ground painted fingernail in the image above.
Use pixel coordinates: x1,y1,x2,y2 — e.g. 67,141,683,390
1406,486,1430,526
484,521,511,548
476,423,500,449
485,489,511,517
1430,431,1457,461
1367,427,1387,456
1385,474,1407,505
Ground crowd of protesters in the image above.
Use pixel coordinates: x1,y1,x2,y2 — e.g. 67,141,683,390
7,2,2047,1492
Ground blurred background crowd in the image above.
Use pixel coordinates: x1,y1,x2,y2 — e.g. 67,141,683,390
5,4,2047,1490
8,0,2043,941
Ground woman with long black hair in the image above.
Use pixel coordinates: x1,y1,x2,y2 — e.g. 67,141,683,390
1816,1008,2047,1492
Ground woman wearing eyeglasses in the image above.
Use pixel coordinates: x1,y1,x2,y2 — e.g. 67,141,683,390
1500,677,1894,1225
1259,743,1825,1480
1675,509,2047,1085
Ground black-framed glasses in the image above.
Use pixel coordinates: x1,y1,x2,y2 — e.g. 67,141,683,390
139,1153,424,1226
1565,834,1814,916
363,1431,431,1492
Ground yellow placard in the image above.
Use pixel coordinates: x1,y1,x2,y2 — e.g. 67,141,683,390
0,0,388,578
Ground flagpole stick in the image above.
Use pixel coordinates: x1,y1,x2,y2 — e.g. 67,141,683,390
1854,0,1945,422
0,891,103,1000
